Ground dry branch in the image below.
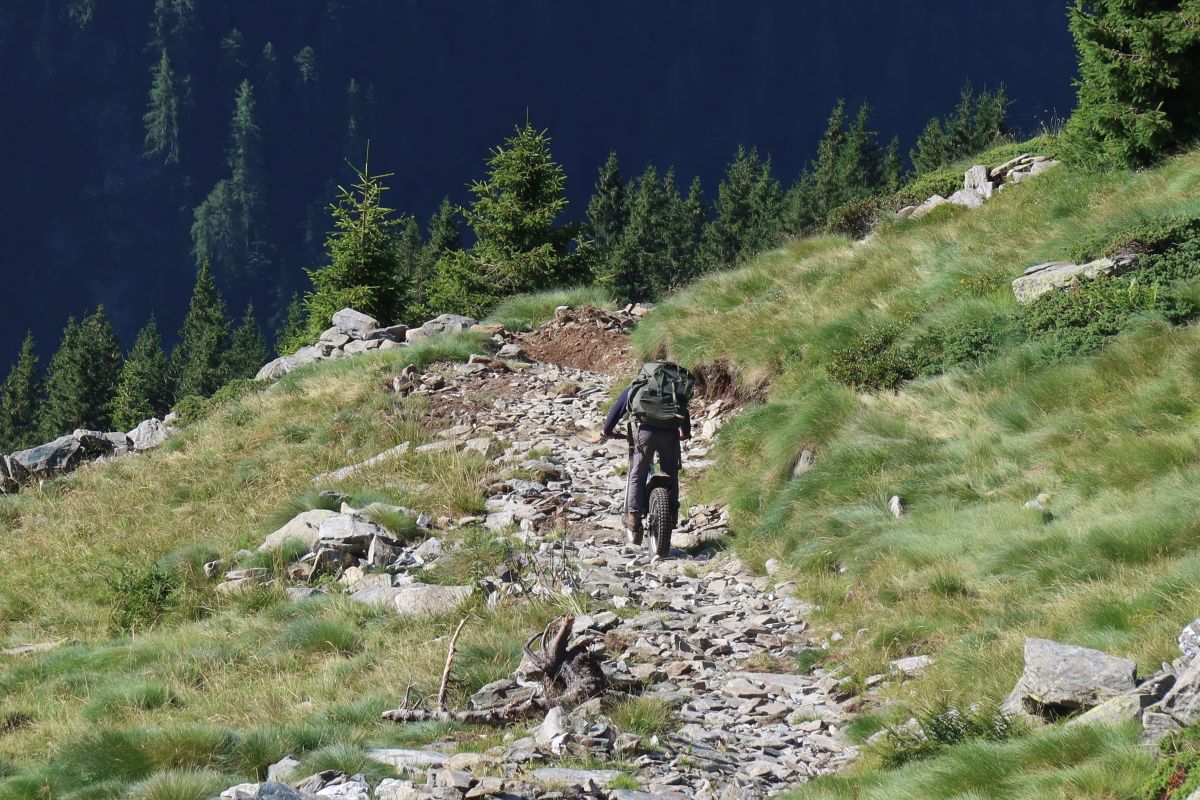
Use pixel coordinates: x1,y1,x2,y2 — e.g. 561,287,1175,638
437,617,469,712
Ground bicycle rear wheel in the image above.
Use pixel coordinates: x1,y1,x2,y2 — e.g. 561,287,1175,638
647,485,672,558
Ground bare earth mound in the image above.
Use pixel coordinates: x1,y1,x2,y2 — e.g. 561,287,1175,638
516,306,637,375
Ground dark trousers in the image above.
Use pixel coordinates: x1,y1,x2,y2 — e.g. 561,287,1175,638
625,426,681,516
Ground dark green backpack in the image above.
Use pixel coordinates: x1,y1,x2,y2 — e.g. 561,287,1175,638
627,361,695,428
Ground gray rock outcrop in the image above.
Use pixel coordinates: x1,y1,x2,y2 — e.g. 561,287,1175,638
1001,638,1137,719
1011,255,1138,305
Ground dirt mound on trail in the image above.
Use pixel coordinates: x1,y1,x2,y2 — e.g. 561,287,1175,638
517,306,641,374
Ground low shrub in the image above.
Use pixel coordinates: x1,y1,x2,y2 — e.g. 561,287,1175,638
893,168,963,209
1022,276,1196,361
826,324,922,392
827,196,884,239
108,564,186,635
1070,215,1200,263
1139,724,1200,799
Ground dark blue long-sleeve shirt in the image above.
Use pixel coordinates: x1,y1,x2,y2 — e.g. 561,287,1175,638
602,387,691,438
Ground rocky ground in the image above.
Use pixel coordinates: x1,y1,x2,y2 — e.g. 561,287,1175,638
221,314,859,799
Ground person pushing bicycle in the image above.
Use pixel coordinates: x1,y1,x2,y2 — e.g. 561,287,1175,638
602,361,695,543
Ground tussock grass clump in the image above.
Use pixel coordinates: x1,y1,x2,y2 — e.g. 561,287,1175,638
485,286,613,331
608,696,676,738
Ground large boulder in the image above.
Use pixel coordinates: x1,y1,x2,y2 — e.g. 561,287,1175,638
255,345,324,381
128,418,170,451
259,508,337,552
908,194,947,221
1002,638,1137,719
405,314,478,344
332,308,380,339
349,582,473,617
964,164,990,191
947,188,986,209
11,435,86,478
317,512,396,555
1011,256,1135,305
72,429,116,457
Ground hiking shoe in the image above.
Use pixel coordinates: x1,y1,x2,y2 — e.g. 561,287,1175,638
623,513,643,533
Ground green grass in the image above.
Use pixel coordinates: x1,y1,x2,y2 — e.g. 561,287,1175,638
0,332,575,797
484,285,613,331
632,140,1200,795
787,724,1151,800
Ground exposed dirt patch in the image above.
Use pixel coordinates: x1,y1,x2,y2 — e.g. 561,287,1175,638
516,307,636,375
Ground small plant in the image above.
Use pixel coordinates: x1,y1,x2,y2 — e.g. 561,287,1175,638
1140,724,1200,799
874,702,1020,768
608,696,676,738
279,616,363,656
108,564,185,635
82,680,179,722
608,773,641,791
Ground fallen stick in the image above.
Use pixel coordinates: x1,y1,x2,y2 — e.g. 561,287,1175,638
436,617,469,713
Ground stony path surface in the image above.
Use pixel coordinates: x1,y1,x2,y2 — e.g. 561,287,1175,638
417,359,858,799
224,353,858,800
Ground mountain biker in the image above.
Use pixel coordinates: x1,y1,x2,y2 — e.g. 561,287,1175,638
602,362,693,541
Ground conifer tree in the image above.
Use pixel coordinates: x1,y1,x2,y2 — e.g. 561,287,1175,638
0,333,42,451
303,155,403,336
426,197,463,256
192,80,267,281
393,216,426,320
79,307,122,431
39,318,84,441
40,308,121,437
700,146,784,270
144,49,182,165
662,170,704,290
275,293,308,356
911,118,948,175
585,152,629,273
605,165,670,303
881,136,905,192
223,304,269,381
911,84,1010,174
1063,0,1200,167
174,263,232,399
112,318,171,431
426,122,583,317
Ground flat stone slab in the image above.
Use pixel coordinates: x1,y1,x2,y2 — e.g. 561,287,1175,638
366,748,449,769
1012,258,1124,304
531,767,620,787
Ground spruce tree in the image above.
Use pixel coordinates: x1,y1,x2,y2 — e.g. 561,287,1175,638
275,293,308,356
426,197,463,255
79,306,123,431
303,155,403,336
393,216,426,321
911,118,949,175
426,122,583,317
223,304,269,381
39,318,85,441
700,146,783,270
0,333,42,451
881,136,904,192
1063,0,1200,167
192,80,267,281
112,318,171,431
605,165,670,303
174,263,232,399
585,152,629,273
144,49,182,165
39,308,121,437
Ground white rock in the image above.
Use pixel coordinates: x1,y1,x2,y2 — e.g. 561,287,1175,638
259,509,337,552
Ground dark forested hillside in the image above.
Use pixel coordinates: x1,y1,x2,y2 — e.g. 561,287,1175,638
0,1,1076,361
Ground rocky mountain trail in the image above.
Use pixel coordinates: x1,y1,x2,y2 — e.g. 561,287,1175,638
223,307,865,799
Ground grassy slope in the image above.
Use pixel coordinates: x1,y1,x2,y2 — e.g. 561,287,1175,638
0,334,586,797
635,143,1200,795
